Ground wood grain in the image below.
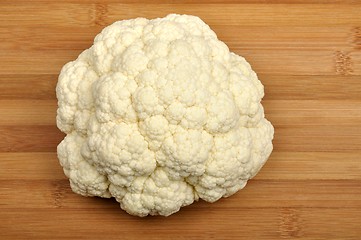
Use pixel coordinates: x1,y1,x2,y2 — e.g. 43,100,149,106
0,1,360,239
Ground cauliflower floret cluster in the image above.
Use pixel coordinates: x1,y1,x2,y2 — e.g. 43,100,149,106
56,14,274,217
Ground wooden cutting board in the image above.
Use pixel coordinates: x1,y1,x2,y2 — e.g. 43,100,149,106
1,1,360,239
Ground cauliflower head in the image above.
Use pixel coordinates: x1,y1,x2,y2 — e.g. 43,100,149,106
56,14,274,217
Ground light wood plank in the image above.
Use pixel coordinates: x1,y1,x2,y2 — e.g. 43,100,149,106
3,0,361,4
1,104,360,152
0,50,81,75
1,152,360,181
1,179,360,209
1,26,359,51
6,124,361,152
0,26,97,52
262,75,361,100
0,152,64,180
0,125,64,152
264,100,361,126
258,152,361,180
1,100,361,126
241,49,356,75
274,125,361,152
1,74,360,100
0,100,57,125
214,26,359,51
0,74,57,100
1,49,360,75
1,4,361,27
0,208,360,239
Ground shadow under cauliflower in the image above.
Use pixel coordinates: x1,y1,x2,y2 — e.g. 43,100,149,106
56,14,274,217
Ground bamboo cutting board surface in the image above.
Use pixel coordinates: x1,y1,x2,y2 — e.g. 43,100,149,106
1,1,361,239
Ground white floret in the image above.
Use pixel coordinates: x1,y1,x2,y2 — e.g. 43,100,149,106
57,133,110,197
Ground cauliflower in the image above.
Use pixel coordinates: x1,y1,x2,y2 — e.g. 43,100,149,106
56,14,274,217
